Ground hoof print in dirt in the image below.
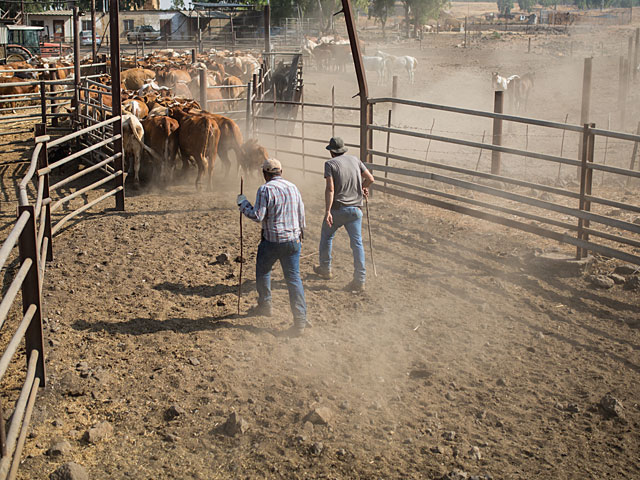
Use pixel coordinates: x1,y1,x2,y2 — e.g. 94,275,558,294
215,253,230,265
440,469,469,480
308,442,323,456
587,275,614,289
234,255,246,264
50,462,89,480
624,275,640,291
83,421,113,444
613,264,638,276
599,393,624,418
303,406,334,426
222,412,249,436
165,405,186,421
409,368,432,380
46,439,72,457
442,431,456,441
59,373,86,397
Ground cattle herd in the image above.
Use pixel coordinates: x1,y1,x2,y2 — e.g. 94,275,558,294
0,49,270,190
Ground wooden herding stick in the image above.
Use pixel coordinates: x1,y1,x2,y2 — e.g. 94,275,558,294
364,197,377,277
237,177,244,315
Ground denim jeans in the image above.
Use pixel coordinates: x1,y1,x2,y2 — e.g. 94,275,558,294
256,238,307,326
319,205,366,284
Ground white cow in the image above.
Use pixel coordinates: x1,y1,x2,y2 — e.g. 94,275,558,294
362,55,387,85
122,113,145,185
376,50,418,84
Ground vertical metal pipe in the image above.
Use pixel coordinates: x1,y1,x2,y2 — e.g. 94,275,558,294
245,81,252,137
39,81,46,125
341,0,370,163
383,109,392,193
91,0,97,64
199,68,207,111
264,5,271,54
109,0,124,212
301,88,305,176
17,205,46,386
576,123,590,259
273,95,278,157
36,123,53,262
528,37,531,53
73,7,81,128
191,48,196,63
391,75,398,113
331,85,335,137
491,91,503,175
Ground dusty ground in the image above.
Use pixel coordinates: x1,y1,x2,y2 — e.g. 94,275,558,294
0,16,639,480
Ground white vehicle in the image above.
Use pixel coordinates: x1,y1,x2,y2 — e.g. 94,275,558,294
80,30,101,47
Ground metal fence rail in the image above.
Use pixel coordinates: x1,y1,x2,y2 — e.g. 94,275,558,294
253,89,640,266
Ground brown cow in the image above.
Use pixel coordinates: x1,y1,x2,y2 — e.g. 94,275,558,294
0,77,39,112
187,109,267,178
121,68,156,90
123,97,149,120
142,115,180,185
169,107,221,190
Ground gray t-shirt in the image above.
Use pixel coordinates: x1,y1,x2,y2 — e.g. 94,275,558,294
324,154,367,209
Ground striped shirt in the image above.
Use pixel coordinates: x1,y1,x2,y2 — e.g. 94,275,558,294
240,176,305,243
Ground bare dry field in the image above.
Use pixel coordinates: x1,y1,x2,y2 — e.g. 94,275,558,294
0,16,639,480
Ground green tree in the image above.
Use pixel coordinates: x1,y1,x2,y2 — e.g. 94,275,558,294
172,0,186,9
370,0,395,37
497,0,513,14
408,0,447,37
517,0,535,11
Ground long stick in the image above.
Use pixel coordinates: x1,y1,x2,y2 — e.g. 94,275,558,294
364,197,377,277
601,113,610,186
556,113,569,184
475,130,486,171
237,177,244,315
423,118,436,186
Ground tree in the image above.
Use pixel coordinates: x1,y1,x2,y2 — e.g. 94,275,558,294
171,0,186,9
370,0,395,37
517,0,535,12
408,0,447,37
497,0,513,15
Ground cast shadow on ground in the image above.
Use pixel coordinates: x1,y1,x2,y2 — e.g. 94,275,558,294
72,313,282,337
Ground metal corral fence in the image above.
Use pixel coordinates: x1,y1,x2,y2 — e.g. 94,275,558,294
0,62,109,155
0,110,124,478
0,2,123,475
253,90,640,266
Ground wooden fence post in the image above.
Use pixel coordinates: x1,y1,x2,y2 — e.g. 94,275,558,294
491,90,503,175
17,205,46,386
634,28,639,81
578,57,592,179
577,123,595,259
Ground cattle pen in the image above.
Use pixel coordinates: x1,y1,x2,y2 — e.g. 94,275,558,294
0,0,639,478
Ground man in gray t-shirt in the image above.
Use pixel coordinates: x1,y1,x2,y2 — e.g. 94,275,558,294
314,137,375,292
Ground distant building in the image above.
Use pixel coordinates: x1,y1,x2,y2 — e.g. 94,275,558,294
119,9,230,42
26,10,106,43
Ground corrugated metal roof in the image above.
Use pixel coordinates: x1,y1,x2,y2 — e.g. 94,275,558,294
27,10,75,17
7,25,45,30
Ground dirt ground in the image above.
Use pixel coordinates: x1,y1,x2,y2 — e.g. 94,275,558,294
1,14,640,480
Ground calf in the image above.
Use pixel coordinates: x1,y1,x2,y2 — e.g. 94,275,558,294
169,107,221,190
0,77,39,112
142,115,180,185
122,113,145,186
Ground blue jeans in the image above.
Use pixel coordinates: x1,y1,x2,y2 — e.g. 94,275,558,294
256,238,307,326
319,206,366,284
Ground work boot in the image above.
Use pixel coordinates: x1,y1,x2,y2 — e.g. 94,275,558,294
313,265,332,280
247,302,273,317
281,324,305,338
344,279,365,293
